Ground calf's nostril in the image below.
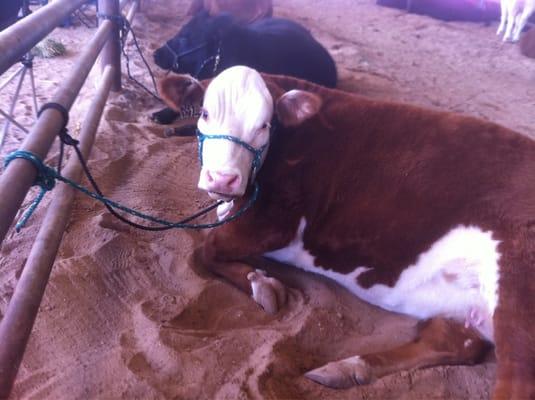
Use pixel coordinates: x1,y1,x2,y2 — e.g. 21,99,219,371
205,171,241,191
205,170,215,183
227,175,238,186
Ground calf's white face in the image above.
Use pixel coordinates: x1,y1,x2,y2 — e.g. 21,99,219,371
197,66,274,200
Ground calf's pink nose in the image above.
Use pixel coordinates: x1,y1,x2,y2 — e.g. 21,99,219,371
205,170,241,193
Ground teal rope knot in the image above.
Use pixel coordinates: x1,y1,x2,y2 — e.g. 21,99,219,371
4,150,57,190
4,150,59,231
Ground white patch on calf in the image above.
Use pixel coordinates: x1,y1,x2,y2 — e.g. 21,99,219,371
197,66,273,197
265,219,500,342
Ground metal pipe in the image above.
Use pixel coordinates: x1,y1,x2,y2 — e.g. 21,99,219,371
125,0,139,24
0,0,88,76
0,66,115,399
0,20,114,248
99,0,121,91
1,68,27,140
0,110,29,135
0,66,25,92
29,67,39,120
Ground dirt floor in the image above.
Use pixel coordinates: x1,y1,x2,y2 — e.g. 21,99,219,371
1,0,535,399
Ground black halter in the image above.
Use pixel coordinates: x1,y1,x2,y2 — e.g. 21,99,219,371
165,40,222,78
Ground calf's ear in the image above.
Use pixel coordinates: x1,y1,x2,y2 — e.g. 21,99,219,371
275,90,322,127
158,75,205,111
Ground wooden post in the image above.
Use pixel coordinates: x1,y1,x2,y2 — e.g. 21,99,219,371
0,20,114,248
99,0,122,91
0,66,115,399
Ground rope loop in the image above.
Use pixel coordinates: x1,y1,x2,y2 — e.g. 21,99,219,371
97,12,126,28
38,102,68,130
4,150,58,231
38,102,79,145
38,102,79,175
4,150,56,191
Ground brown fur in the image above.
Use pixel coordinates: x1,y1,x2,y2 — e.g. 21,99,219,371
360,318,492,381
160,73,535,399
186,0,273,23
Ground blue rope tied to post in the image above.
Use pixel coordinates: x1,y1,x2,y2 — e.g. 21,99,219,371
3,150,259,231
4,151,57,231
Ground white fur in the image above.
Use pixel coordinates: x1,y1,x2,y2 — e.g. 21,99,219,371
265,218,500,341
497,0,535,42
197,66,273,196
217,200,234,221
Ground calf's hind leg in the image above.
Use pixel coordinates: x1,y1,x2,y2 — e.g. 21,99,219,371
305,317,491,388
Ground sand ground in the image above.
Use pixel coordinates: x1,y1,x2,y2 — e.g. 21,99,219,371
1,0,534,398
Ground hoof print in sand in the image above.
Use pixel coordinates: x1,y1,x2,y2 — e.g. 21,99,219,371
96,212,130,232
163,125,197,137
105,105,138,122
164,282,277,332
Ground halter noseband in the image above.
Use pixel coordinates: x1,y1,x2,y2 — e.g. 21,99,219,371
196,122,275,181
165,40,222,77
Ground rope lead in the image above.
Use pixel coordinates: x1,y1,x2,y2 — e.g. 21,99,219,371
3,150,258,231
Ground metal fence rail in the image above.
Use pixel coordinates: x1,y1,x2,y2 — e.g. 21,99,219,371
0,0,139,396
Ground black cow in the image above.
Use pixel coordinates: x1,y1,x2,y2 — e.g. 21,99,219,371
152,11,337,125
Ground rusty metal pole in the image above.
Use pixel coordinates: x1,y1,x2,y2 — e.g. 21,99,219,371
0,66,115,399
99,0,122,91
0,21,114,248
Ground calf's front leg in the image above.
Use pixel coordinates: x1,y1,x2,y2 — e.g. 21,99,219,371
193,212,298,313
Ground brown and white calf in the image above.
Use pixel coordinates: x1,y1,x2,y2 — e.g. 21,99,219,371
159,66,535,399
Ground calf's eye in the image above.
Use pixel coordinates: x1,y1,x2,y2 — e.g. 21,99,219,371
201,109,209,120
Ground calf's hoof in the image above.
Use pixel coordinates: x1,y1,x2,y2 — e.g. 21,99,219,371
151,108,178,125
305,356,372,389
247,269,287,314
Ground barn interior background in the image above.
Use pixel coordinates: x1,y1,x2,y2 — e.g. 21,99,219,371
0,0,534,398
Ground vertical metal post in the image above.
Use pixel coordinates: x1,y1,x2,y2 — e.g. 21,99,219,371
1,67,27,140
98,0,121,91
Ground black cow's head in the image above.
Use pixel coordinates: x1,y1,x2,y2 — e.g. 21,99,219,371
153,11,235,79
